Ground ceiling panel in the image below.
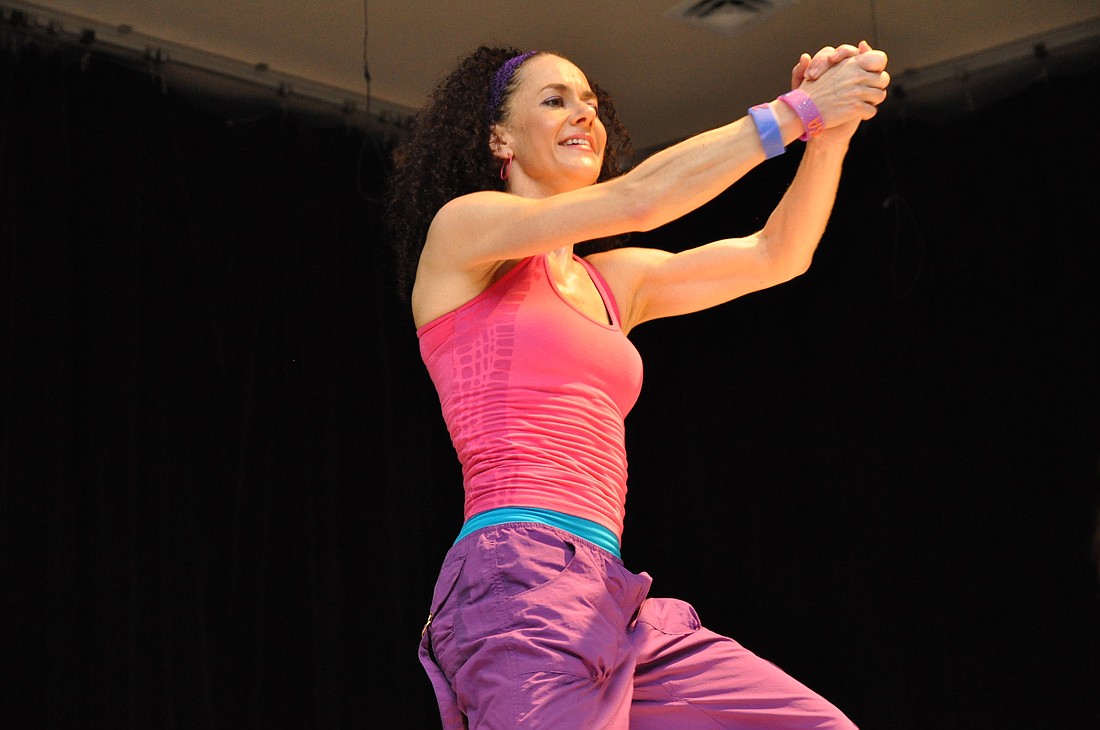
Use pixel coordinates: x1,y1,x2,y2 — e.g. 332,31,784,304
8,0,1100,149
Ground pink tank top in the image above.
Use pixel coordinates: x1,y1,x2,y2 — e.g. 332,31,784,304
417,253,644,539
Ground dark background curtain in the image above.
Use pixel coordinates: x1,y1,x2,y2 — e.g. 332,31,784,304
2,39,1098,729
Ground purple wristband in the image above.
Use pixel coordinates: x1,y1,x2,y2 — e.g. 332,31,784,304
778,89,825,141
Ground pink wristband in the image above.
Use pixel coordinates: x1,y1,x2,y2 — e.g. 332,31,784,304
778,89,825,141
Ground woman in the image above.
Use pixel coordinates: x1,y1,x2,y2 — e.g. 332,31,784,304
388,42,889,729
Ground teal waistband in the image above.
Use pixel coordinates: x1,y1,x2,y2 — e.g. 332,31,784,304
455,507,621,559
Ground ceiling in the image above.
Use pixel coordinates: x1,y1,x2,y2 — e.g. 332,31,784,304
7,0,1100,151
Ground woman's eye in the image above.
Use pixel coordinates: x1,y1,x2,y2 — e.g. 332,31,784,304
543,97,564,107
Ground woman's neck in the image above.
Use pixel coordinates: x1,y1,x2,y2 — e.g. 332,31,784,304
547,246,574,265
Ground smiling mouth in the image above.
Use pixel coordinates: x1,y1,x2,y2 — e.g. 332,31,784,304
561,139,595,151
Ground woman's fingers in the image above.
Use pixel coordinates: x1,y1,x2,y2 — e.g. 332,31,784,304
807,43,863,80
804,46,836,81
858,72,890,119
806,41,881,82
803,52,891,128
855,49,889,73
791,52,812,90
793,42,891,128
827,43,861,63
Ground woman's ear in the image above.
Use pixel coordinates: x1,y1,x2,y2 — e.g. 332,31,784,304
489,124,512,161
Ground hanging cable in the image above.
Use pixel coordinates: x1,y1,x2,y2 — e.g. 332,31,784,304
357,0,385,205
865,0,925,301
362,0,371,113
869,0,880,49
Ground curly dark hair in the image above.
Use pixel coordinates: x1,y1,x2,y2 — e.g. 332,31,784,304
385,46,633,300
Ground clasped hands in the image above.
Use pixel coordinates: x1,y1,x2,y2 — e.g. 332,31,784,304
790,41,891,140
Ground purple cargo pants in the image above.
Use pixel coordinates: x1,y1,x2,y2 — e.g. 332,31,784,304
419,523,857,729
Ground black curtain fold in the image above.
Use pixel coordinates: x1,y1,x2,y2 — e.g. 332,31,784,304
2,42,1098,729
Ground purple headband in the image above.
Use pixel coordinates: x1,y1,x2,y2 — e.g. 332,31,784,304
487,50,539,123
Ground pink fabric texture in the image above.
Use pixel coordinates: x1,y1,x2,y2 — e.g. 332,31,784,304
416,254,856,727
417,254,643,538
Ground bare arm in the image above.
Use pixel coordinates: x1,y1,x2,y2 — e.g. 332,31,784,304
592,45,889,332
591,133,854,332
421,48,888,273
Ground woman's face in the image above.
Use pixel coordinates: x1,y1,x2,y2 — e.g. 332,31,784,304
494,54,607,197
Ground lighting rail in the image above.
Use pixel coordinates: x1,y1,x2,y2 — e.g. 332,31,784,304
0,0,415,135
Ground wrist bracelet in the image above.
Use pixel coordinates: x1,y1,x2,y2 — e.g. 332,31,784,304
748,104,785,159
778,89,825,141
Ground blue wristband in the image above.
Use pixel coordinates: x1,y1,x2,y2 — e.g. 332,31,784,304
748,103,785,159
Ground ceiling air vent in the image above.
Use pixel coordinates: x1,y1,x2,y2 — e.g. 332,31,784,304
665,0,800,37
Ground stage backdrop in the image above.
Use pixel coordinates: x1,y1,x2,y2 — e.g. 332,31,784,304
2,41,1098,729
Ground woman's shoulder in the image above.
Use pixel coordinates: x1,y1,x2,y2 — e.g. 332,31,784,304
425,190,538,263
425,192,500,259
434,190,516,220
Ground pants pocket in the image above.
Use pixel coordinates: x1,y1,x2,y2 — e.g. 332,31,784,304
634,597,702,636
422,549,468,673
488,524,580,599
420,551,469,730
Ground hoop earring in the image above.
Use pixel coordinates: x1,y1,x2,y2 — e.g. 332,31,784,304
500,156,512,181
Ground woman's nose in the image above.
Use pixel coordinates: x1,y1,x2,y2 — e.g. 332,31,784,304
571,101,597,126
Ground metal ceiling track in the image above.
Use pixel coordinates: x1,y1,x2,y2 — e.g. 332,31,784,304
0,0,416,135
